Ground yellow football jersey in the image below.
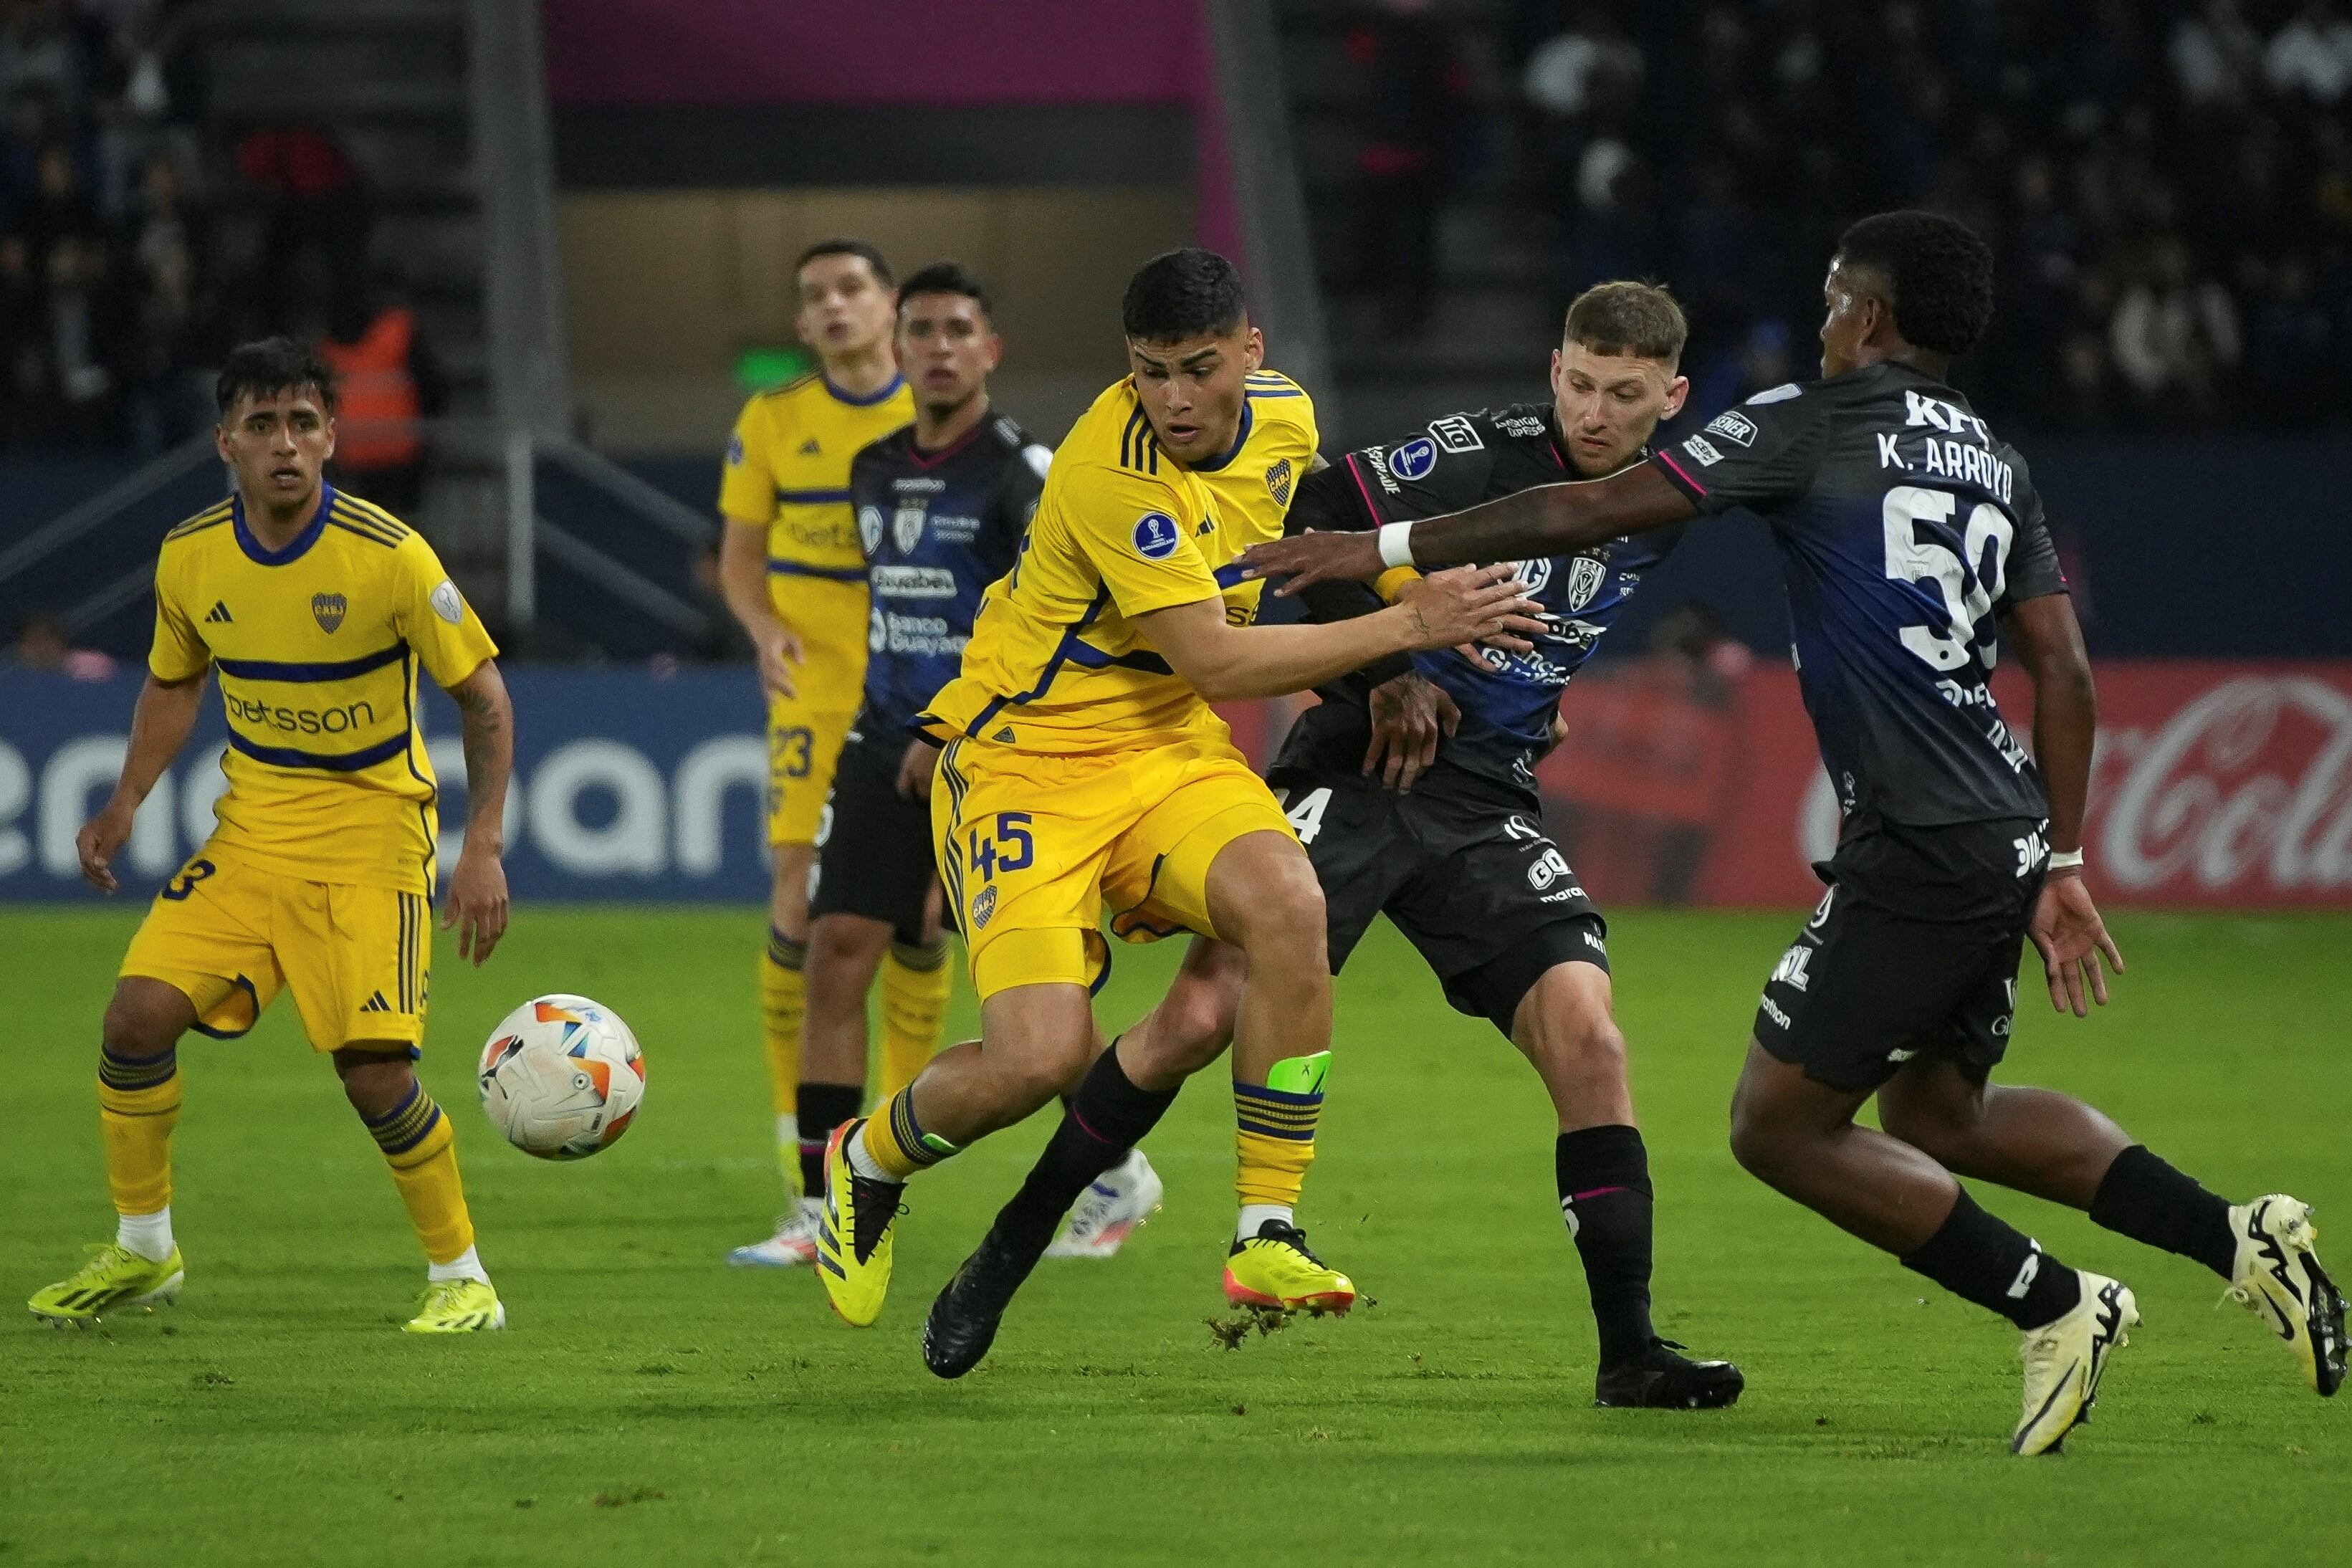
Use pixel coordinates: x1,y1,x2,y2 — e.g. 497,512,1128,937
718,369,915,581
148,484,499,894
915,372,1319,755
1195,368,1318,626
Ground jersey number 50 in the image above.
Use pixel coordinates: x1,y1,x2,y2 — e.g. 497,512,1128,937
1880,484,2013,672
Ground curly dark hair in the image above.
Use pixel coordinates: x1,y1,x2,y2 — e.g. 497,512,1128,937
1834,210,1995,357
215,335,338,416
1122,247,1246,343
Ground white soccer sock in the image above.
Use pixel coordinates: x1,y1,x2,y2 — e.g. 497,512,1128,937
775,1111,798,1148
117,1206,173,1263
845,1132,890,1183
1237,1204,1294,1243
427,1244,491,1285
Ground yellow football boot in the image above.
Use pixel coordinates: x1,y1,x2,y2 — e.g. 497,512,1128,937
403,1277,506,1334
1223,1219,1356,1314
28,1243,184,1324
2224,1195,2347,1396
815,1119,902,1327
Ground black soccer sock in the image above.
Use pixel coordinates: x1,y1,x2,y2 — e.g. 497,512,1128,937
1557,1124,1658,1367
2088,1144,2237,1279
795,1081,864,1199
1902,1186,2083,1329
990,1046,1178,1257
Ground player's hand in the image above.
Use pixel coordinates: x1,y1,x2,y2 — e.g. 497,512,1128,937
444,842,510,966
2027,870,2124,1018
898,738,941,800
75,795,136,893
1238,529,1385,595
755,624,803,701
1363,671,1459,793
1393,565,1544,654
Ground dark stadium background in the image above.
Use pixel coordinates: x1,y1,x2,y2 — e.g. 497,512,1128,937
3,0,2346,911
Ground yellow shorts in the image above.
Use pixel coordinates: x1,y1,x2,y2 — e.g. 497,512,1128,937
932,734,1295,1001
120,846,433,1053
764,580,869,846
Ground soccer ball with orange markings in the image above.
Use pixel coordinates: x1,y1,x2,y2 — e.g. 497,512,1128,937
477,993,645,1160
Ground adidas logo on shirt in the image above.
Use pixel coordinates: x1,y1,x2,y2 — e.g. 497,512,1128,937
798,437,821,455
204,601,233,624
360,991,392,1013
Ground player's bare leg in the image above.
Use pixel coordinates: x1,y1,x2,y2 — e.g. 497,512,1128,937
1510,962,1741,1407
1729,1041,2136,1453
1880,1056,2343,1395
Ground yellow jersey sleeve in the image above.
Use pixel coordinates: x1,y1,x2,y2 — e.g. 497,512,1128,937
148,546,210,682
1057,457,1220,621
391,533,499,687
717,396,775,527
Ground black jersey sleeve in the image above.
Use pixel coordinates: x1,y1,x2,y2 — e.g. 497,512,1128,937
1650,385,1835,517
1286,459,1413,689
1338,419,1506,526
1997,484,2067,611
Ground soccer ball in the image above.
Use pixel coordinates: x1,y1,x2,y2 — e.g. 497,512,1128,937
477,993,645,1160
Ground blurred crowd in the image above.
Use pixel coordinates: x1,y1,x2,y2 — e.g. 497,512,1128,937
1346,0,2352,433
0,0,436,474
0,0,215,450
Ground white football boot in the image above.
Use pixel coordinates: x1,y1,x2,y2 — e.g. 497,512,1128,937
2013,1271,2138,1456
2223,1195,2346,1396
727,1197,823,1268
1044,1149,1165,1259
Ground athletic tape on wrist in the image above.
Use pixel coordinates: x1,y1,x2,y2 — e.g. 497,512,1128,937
2047,848,2085,870
1377,521,1417,569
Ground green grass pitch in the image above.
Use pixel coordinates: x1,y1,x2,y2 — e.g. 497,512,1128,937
3,905,2347,1566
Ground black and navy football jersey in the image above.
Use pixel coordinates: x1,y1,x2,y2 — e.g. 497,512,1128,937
847,413,1047,747
1281,402,1681,798
1649,362,2066,826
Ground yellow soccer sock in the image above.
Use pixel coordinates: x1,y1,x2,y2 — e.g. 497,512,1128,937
1235,1076,1323,1212
856,1087,958,1183
97,1045,181,1218
761,927,807,1118
368,1084,475,1266
876,939,952,1100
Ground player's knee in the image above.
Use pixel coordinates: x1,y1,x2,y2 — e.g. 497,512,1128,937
1726,1071,1792,1182
333,1048,416,1119
100,985,184,1059
1230,854,1328,971
1522,982,1626,1077
806,916,888,986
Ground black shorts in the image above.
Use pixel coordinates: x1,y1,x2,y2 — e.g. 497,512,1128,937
1754,813,2050,1093
808,735,940,945
1266,765,1609,1037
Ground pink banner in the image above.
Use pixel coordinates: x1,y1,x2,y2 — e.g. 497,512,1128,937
1225,661,2352,909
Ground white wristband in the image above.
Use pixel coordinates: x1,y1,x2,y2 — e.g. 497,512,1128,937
1377,520,1417,570
2047,848,2084,870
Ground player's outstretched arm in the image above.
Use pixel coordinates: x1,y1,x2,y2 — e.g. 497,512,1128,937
76,671,206,892
1132,566,1541,704
443,659,514,966
1240,461,1696,592
2006,591,2123,1016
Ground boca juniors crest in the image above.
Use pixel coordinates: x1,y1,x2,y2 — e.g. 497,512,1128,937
311,591,347,633
1264,456,1293,507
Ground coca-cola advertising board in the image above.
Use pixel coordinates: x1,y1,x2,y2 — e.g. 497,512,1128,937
1531,661,2352,909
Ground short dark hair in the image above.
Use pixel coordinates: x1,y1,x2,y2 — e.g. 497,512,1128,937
897,261,993,321
215,335,337,417
794,238,893,289
1122,247,1246,343
1563,280,1687,364
1834,209,1995,357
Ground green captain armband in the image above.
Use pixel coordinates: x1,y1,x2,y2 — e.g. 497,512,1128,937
1262,1051,1332,1096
